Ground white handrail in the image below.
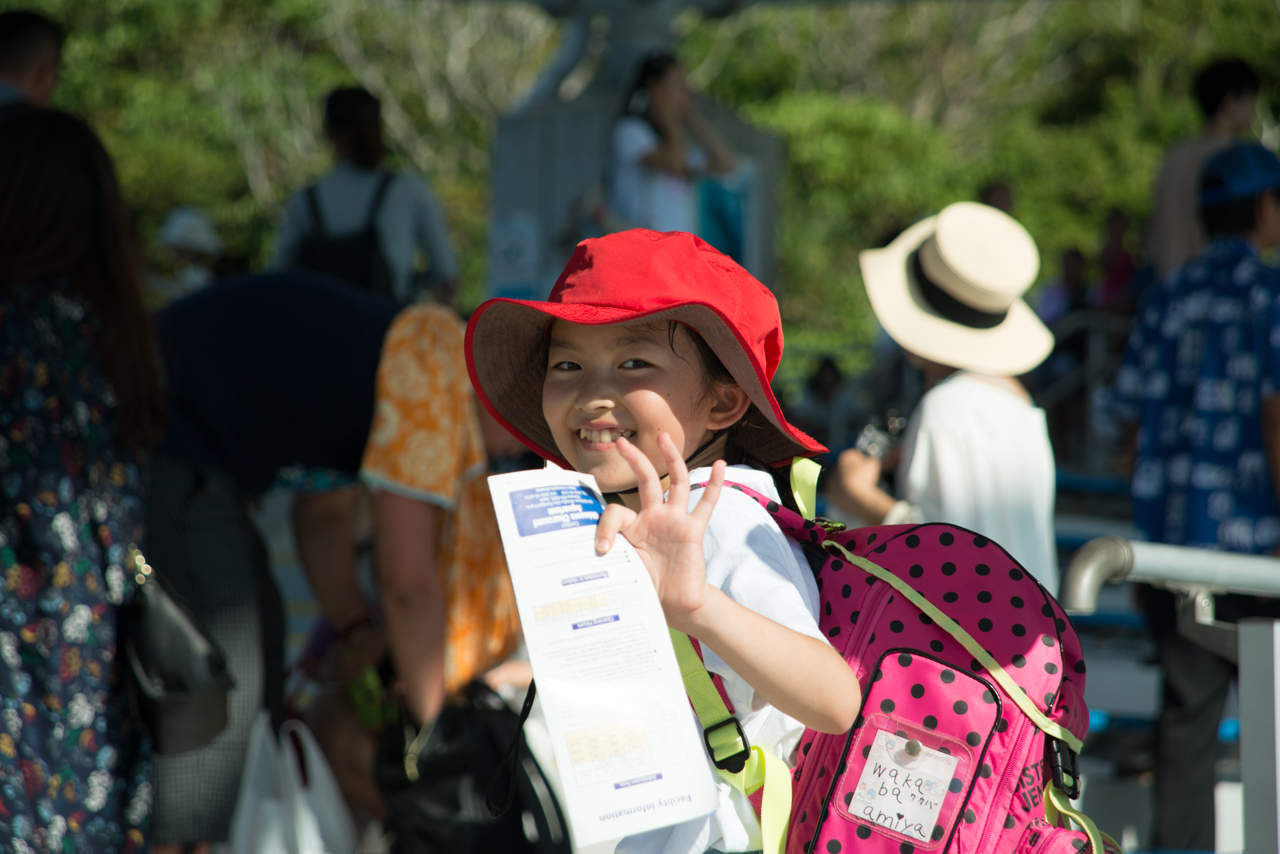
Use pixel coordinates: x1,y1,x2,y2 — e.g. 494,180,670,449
1060,536,1280,614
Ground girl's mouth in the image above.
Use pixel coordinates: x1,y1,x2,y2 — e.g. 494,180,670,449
576,427,636,450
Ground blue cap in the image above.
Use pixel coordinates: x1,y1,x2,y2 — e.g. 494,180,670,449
1199,143,1280,207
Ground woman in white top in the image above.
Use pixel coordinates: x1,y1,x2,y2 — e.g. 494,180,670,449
609,53,737,234
828,202,1060,594
273,87,458,304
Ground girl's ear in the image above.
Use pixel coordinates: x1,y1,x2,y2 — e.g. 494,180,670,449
706,384,751,431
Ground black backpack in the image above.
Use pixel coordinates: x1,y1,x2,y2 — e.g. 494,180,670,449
298,171,397,300
376,681,571,854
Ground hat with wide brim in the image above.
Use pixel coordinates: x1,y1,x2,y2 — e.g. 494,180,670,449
860,202,1053,377
466,230,825,468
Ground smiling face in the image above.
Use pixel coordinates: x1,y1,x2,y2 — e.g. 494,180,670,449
542,320,747,493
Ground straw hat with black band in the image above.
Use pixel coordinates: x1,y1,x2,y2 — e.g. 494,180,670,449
465,229,825,470
860,201,1053,377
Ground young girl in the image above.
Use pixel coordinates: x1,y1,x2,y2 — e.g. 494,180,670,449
465,229,862,854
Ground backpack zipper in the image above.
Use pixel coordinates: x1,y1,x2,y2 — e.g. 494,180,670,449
792,573,893,847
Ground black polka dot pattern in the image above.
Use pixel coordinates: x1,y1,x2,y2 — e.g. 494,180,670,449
764,516,1090,847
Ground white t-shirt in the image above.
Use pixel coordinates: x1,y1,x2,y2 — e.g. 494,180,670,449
609,116,708,234
272,162,458,303
896,373,1059,594
616,465,824,854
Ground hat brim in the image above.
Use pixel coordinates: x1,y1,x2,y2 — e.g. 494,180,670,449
860,216,1054,377
466,299,826,468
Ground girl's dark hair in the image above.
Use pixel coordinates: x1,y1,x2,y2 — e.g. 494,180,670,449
676,323,803,514
324,87,386,169
0,109,165,450
622,51,680,133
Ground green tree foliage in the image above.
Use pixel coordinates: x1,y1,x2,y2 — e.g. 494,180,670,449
10,0,1280,386
678,0,1280,383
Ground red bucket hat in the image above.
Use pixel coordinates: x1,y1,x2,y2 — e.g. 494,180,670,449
465,229,824,468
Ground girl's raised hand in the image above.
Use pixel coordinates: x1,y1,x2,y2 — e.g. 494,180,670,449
595,432,726,631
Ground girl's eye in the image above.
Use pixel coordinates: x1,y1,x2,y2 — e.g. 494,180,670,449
550,360,580,371
620,359,651,369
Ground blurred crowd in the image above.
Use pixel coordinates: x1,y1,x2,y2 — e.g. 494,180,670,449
2,5,1279,853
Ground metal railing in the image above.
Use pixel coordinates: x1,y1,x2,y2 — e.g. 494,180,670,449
1061,537,1280,853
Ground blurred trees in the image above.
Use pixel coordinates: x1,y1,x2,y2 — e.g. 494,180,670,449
17,0,1280,378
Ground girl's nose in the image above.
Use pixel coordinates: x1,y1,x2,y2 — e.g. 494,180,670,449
574,367,617,412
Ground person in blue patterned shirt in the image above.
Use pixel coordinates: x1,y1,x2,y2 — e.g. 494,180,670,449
1114,142,1280,850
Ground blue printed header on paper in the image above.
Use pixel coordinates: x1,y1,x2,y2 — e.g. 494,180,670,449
510,484,605,537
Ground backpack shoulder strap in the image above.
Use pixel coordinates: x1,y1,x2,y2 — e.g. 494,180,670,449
364,171,396,230
669,628,791,854
306,185,327,238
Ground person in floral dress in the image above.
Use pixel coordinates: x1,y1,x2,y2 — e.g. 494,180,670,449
0,110,165,852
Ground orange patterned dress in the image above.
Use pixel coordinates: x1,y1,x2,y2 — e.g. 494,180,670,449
360,303,521,693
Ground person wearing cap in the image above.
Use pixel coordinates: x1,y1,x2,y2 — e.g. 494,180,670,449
466,228,861,854
1113,142,1280,851
827,202,1059,594
272,86,459,304
144,206,224,306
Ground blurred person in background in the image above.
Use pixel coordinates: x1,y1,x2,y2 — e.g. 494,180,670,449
146,273,526,828
609,52,737,234
1114,143,1280,851
144,206,224,307
827,202,1059,593
145,272,397,850
0,109,163,851
272,86,458,305
0,10,62,111
978,179,1014,215
1093,207,1137,313
1147,58,1259,277
1034,247,1090,328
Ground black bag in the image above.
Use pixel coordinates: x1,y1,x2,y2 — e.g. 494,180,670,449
298,171,397,300
117,546,234,755
376,681,570,854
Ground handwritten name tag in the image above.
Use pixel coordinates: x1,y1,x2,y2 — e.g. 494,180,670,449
848,729,958,842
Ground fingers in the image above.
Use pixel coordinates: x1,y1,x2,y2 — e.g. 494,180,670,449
689,459,725,526
658,432,690,509
595,502,637,554
615,435,665,509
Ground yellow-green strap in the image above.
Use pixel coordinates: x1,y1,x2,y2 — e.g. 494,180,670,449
790,457,821,521
1046,784,1115,854
827,545,1085,755
719,745,791,854
669,629,790,854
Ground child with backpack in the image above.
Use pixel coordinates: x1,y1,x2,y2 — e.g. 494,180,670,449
466,229,1114,854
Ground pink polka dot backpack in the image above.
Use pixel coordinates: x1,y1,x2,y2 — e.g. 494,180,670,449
672,476,1122,854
